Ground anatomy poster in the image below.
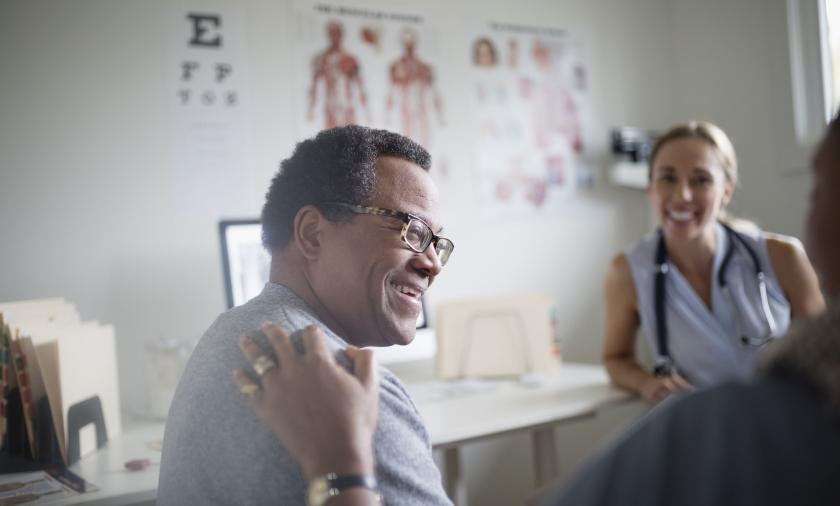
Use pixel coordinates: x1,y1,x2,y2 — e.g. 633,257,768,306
295,2,452,180
470,22,589,219
168,5,254,216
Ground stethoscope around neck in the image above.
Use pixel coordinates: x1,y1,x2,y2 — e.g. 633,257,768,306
652,223,779,377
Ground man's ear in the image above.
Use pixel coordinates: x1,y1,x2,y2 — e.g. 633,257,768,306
293,205,327,261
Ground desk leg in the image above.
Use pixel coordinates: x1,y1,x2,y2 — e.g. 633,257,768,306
441,447,468,506
532,427,558,487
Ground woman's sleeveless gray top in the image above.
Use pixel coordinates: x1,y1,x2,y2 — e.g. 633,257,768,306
624,224,791,388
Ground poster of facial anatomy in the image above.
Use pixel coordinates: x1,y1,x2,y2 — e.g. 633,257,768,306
471,22,589,219
295,2,452,180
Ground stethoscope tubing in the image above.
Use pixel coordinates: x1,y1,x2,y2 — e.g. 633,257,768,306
653,224,776,377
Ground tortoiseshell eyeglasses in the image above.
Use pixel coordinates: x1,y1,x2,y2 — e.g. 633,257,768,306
321,202,454,266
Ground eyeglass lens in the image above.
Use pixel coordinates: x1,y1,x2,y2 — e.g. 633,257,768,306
405,220,430,251
404,219,453,266
435,238,453,265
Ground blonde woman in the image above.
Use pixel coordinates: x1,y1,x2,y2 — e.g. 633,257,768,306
602,121,824,404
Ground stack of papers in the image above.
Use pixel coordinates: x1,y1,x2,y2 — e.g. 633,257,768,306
0,298,121,465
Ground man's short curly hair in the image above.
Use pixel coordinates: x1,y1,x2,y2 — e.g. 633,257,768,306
261,125,432,251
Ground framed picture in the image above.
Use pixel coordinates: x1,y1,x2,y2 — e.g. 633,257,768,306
218,219,428,329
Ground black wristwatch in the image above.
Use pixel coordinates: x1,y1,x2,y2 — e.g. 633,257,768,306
307,473,379,506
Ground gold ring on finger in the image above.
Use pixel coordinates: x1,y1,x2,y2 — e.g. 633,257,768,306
253,355,278,377
239,384,259,398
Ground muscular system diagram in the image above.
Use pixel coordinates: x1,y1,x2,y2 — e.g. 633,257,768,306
386,28,444,148
308,21,370,128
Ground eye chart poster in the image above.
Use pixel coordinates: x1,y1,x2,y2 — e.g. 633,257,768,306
168,6,255,216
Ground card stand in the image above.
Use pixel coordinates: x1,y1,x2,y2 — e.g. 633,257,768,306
0,394,103,472
66,395,108,466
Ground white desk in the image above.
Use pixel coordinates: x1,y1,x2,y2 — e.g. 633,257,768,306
41,421,164,505
39,363,631,505
403,362,634,505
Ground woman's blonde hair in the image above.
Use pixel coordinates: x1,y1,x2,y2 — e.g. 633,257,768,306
648,120,738,185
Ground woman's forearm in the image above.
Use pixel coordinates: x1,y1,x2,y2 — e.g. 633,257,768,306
604,356,653,394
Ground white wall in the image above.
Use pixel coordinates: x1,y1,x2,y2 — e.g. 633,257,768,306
668,0,818,238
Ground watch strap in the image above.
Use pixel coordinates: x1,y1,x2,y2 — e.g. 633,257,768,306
307,472,379,506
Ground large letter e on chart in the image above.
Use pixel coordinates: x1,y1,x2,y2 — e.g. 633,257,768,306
187,13,222,48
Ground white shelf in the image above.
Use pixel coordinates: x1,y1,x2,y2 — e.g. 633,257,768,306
609,161,648,190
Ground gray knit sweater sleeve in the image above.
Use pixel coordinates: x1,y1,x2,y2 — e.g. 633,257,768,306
158,283,452,505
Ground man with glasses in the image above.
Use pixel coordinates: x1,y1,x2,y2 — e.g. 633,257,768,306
159,126,454,505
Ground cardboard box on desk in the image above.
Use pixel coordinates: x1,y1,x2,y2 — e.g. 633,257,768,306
435,295,556,379
0,299,121,465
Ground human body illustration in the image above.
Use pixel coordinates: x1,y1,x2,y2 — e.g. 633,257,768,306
386,29,443,148
308,21,369,128
531,40,583,153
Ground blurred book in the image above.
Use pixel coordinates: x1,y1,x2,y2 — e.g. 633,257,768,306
8,333,37,461
1,317,12,444
0,467,96,504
